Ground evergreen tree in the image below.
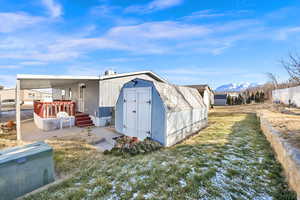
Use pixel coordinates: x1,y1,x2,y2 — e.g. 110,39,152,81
259,91,265,103
250,93,255,101
246,96,251,104
255,91,260,103
237,94,244,105
226,95,232,105
233,97,238,105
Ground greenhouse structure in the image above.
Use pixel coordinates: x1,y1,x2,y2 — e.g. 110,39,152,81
115,78,208,147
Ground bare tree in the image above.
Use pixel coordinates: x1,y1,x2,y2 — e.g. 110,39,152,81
265,72,278,88
281,53,300,83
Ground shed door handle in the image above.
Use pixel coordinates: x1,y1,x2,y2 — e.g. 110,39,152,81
132,110,136,113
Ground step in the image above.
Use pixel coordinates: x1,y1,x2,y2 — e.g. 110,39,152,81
77,123,94,127
76,119,93,124
75,113,89,118
75,116,91,122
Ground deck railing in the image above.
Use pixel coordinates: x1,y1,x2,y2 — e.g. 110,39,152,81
34,100,76,118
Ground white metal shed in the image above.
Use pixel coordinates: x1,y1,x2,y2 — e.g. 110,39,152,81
115,78,208,147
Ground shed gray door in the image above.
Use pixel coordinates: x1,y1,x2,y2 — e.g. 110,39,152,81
123,87,152,140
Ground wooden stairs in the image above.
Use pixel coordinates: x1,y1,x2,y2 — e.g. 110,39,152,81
75,112,94,127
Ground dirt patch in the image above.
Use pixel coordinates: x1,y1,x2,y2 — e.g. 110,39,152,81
257,109,300,149
258,114,300,199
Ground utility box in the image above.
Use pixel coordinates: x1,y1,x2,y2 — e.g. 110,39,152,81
0,142,55,200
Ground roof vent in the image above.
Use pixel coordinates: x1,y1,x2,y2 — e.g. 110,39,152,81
104,70,116,76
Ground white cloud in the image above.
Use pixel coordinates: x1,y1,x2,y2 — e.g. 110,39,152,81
90,5,117,17
276,27,300,40
0,75,16,88
157,66,265,86
148,0,183,10
183,10,226,20
0,65,20,69
125,0,183,13
106,57,144,62
107,21,211,39
0,8,297,63
0,12,44,33
90,5,140,26
0,19,265,61
41,0,62,18
103,20,263,55
20,61,47,66
182,10,250,21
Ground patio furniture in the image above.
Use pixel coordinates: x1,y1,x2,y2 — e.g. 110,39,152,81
57,112,72,129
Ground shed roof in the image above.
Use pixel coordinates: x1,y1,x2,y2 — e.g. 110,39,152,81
99,71,168,83
153,81,206,112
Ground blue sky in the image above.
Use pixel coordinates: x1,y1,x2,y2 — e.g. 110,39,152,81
1,0,300,88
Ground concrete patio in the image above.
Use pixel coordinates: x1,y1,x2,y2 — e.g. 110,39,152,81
21,120,121,151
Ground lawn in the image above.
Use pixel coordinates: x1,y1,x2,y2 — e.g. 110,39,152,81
0,137,100,178
25,106,296,200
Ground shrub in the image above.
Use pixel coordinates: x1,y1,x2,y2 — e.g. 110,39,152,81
104,136,162,156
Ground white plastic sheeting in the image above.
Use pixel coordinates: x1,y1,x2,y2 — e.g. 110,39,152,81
153,82,207,112
153,82,208,146
272,86,300,107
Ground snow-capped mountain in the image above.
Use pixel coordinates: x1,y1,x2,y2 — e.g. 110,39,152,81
215,83,260,92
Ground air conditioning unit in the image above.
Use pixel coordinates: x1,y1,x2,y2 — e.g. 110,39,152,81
104,70,116,76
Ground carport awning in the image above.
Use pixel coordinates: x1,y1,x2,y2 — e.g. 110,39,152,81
17,74,100,89
15,74,100,141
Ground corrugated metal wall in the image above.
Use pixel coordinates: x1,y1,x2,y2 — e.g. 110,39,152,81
99,74,157,107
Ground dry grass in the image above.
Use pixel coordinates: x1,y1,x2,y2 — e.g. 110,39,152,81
214,104,300,149
0,133,101,178
0,138,24,149
45,139,101,177
25,106,296,200
0,130,17,140
258,109,300,149
1,104,298,199
211,104,271,114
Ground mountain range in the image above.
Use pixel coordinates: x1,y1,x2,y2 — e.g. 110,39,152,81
215,83,260,92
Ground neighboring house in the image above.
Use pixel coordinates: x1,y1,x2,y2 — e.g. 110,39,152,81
16,71,168,139
226,92,239,98
0,89,51,106
186,85,214,109
214,94,228,106
116,78,208,147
